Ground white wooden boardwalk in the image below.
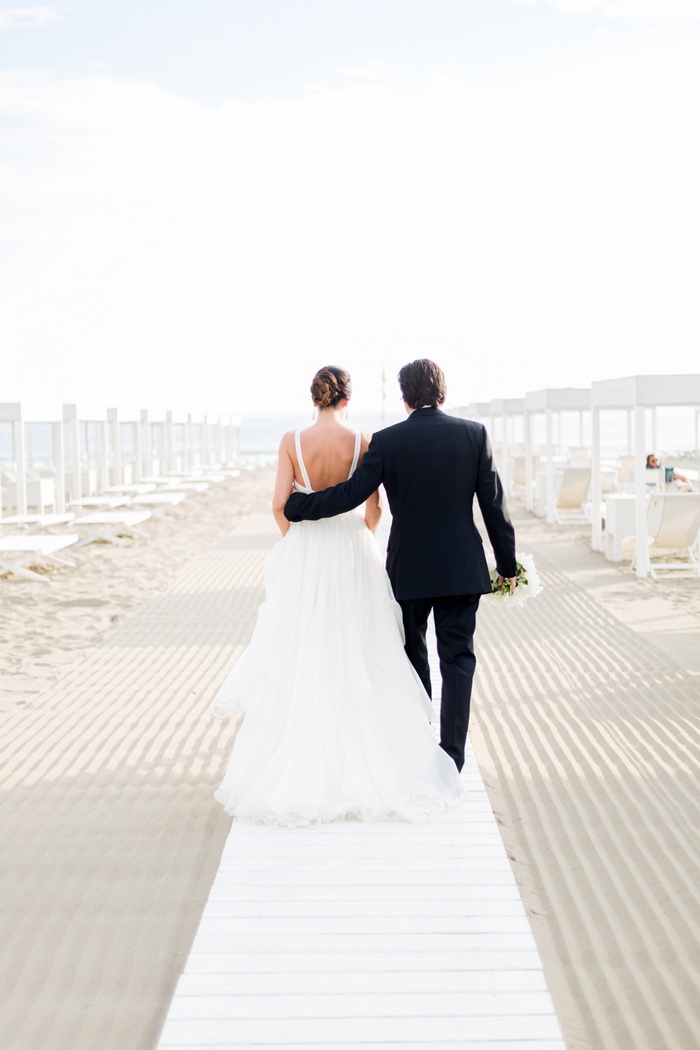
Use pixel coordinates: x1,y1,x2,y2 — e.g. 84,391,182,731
156,686,566,1048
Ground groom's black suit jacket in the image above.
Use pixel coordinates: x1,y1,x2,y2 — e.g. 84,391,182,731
284,408,517,601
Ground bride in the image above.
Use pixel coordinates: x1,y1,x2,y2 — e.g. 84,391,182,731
208,365,465,828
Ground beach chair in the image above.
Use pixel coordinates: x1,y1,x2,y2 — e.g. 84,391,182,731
631,493,700,578
554,467,591,524
0,534,81,582
0,513,76,536
69,496,130,509
72,510,152,547
127,492,187,519
2,473,57,514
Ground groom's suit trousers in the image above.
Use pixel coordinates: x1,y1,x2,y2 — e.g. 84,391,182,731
399,594,480,772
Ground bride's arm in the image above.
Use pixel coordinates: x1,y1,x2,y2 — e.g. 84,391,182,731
272,434,296,536
360,432,382,533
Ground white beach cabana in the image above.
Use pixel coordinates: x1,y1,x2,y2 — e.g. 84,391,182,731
107,406,144,485
591,374,700,578
63,403,111,500
0,402,67,515
524,388,591,523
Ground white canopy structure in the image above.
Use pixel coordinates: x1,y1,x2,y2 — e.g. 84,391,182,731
107,406,144,485
524,388,591,523
0,402,66,514
63,403,111,499
591,375,700,578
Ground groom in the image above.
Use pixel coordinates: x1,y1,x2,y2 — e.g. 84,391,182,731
284,359,517,771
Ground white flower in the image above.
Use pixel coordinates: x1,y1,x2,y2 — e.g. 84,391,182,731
483,551,543,609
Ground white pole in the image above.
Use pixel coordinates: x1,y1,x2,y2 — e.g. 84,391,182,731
202,415,210,467
165,412,175,474
110,413,123,486
66,408,81,501
13,415,27,515
97,420,109,492
186,414,194,471
524,409,533,512
216,417,224,466
626,408,633,455
52,420,66,513
650,406,657,456
132,419,143,482
634,405,650,579
545,407,555,524
501,408,510,495
140,410,151,479
591,406,602,551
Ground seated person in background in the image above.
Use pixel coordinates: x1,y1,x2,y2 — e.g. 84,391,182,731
646,454,689,486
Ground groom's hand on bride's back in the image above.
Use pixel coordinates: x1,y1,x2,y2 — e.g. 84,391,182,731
284,490,308,521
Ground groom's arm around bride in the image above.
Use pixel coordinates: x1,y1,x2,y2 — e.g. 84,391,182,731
285,359,516,770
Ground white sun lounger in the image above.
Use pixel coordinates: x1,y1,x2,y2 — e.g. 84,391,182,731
632,493,700,578
554,467,592,524
105,483,158,495
127,492,187,519
0,513,76,534
0,534,81,582
160,481,210,493
72,510,152,547
69,496,130,509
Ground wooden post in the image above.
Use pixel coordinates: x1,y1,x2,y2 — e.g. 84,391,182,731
524,409,533,512
53,420,66,513
634,405,650,579
591,406,602,552
545,408,555,525
13,415,27,515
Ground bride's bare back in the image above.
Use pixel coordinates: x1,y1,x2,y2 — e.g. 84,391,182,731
291,424,358,491
272,418,381,536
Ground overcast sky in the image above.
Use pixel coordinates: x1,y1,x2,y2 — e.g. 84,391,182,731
2,0,699,416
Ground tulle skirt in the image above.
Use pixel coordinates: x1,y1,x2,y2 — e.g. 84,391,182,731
208,510,466,828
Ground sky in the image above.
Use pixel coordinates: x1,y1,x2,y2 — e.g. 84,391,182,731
1,0,700,416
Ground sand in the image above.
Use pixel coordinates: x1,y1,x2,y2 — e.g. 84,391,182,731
1,476,699,1050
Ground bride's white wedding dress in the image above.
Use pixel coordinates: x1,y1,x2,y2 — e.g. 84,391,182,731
208,429,465,828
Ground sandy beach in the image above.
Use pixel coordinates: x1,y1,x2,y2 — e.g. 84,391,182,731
1,472,700,1050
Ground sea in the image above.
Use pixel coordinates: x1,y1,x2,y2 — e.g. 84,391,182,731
1,407,698,468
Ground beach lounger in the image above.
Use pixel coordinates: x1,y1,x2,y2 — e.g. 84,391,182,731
72,510,152,547
105,483,158,495
0,534,80,582
160,481,210,494
127,492,187,519
69,496,130,509
0,513,76,534
554,467,591,524
632,493,700,578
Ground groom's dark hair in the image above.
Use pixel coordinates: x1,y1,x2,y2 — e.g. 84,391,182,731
398,359,446,410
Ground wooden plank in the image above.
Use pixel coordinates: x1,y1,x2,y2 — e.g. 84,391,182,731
165,990,557,1019
157,1014,564,1045
205,883,523,903
183,950,546,975
161,1043,566,1050
191,915,532,936
187,932,537,954
201,899,529,918
175,969,550,996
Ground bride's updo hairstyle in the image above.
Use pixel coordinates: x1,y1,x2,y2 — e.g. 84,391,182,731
311,366,352,409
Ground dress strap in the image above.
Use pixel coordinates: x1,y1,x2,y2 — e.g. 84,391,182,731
294,430,313,491
348,430,362,479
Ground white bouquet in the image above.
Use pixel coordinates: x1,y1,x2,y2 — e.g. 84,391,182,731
483,551,542,608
